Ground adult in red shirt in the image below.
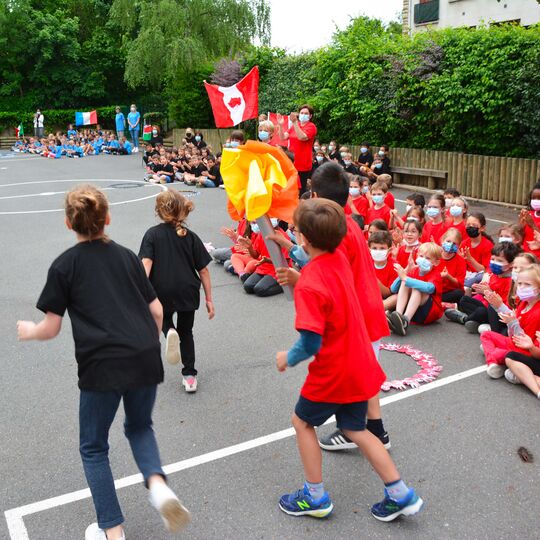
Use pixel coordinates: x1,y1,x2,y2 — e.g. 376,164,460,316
277,104,317,195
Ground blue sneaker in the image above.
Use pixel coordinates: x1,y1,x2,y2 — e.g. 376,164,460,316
279,485,333,518
371,488,423,522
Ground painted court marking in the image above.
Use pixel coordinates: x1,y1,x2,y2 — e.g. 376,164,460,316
4,365,487,539
0,179,166,215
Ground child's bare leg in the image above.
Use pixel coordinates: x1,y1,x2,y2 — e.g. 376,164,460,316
342,429,399,482
505,359,540,396
395,284,411,314
105,525,124,540
383,294,397,311
292,414,322,483
367,397,381,420
403,290,429,321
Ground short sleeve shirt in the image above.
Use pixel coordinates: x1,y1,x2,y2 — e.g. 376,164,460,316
139,224,211,312
295,251,386,403
36,240,163,392
127,111,140,128
288,121,317,172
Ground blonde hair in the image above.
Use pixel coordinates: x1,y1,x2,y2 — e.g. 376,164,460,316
442,227,462,244
65,185,109,240
518,264,540,286
371,181,388,193
377,173,392,187
258,120,275,134
419,241,442,261
155,190,194,237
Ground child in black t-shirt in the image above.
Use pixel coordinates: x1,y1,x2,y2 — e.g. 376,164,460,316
197,156,221,187
16,185,190,540
184,156,208,186
139,190,214,393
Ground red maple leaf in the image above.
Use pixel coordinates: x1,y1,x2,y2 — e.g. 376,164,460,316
228,97,242,108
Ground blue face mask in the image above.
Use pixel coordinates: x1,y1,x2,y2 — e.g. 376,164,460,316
372,194,384,205
298,113,310,123
349,187,360,197
251,223,260,234
378,150,385,156
230,141,240,148
362,186,370,193
195,135,201,142
374,163,382,169
224,142,231,148
449,205,463,217
416,256,432,273
426,207,441,218
287,229,297,243
290,245,310,268
258,131,269,141
442,241,458,254
360,147,368,153
489,261,506,275
316,155,323,163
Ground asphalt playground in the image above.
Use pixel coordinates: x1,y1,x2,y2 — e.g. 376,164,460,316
0,151,538,539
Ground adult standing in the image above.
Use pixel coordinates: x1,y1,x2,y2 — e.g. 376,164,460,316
127,104,141,153
115,107,126,140
277,104,317,195
33,109,44,138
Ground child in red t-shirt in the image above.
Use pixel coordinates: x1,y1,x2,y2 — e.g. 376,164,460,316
421,194,446,244
369,231,398,311
460,213,494,289
345,175,369,221
519,183,540,259
377,174,395,209
445,242,521,333
439,228,466,307
445,196,467,240
394,219,422,268
388,242,444,336
366,181,392,227
276,198,423,522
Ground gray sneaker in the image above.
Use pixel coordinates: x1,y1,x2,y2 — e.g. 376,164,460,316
504,369,521,385
318,429,357,451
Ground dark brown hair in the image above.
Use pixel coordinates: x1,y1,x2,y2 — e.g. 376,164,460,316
155,190,194,237
294,199,346,252
368,231,392,248
65,185,109,240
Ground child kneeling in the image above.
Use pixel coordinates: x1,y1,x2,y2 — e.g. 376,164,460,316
276,198,423,522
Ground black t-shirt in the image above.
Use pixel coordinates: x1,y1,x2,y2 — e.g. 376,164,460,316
157,163,174,175
208,164,222,186
36,240,163,392
139,224,212,312
190,163,207,177
358,152,373,167
344,163,360,175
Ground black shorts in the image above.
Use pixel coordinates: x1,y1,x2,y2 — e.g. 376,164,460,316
412,296,433,324
506,351,540,376
294,395,368,431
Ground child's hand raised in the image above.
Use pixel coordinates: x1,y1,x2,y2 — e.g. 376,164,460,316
393,262,408,280
512,332,534,350
237,237,252,249
276,351,288,372
484,290,503,308
220,226,237,241
498,310,517,324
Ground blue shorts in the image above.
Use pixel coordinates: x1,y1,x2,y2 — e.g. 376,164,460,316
294,395,368,431
411,296,433,324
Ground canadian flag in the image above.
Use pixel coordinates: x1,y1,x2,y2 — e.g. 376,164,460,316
204,66,259,128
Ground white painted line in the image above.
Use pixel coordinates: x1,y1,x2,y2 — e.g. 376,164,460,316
0,188,117,201
394,197,509,225
4,364,487,539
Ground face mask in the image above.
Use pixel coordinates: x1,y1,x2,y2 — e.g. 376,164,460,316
316,155,323,163
378,150,385,156
426,207,441,218
230,141,240,148
374,163,382,169
404,238,420,246
329,145,335,151
442,241,458,254
406,204,412,213
270,218,279,227
489,261,506,275
498,236,513,243
511,270,520,282
516,286,538,302
258,131,269,141
445,198,453,208
152,130,158,136
344,160,351,166
466,226,480,238
362,186,370,194
340,152,346,158
370,249,388,262
416,256,432,273
224,142,231,148
313,146,320,152
360,146,368,153
349,187,360,197
448,205,462,217
372,195,384,205
251,223,260,234
298,113,310,123
287,229,297,243
290,245,310,268
408,216,420,222
531,200,540,211
195,135,201,142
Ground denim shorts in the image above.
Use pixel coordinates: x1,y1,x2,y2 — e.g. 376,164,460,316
294,395,368,431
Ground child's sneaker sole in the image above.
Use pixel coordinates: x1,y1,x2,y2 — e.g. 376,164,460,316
372,496,423,522
486,363,505,379
161,498,191,532
165,330,181,365
278,501,334,518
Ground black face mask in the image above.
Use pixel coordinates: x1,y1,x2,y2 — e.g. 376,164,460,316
466,226,480,238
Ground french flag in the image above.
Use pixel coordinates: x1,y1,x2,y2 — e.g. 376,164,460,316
75,110,98,126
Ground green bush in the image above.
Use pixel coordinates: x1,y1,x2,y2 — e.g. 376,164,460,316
143,112,165,128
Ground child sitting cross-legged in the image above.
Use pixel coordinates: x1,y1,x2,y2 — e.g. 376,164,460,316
369,231,398,312
439,227,467,309
275,198,423,522
387,242,444,336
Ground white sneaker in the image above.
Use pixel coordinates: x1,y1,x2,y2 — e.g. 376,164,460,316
133,147,139,153
149,482,191,533
182,375,197,393
165,329,181,365
487,363,505,379
478,324,491,334
85,523,126,540
504,369,521,385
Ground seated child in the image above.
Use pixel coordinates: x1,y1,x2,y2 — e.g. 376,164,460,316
346,175,368,224
445,196,467,240
197,156,221,187
439,228,466,307
446,242,521,333
276,197,423,522
367,219,389,240
387,242,444,336
369,231,398,311
460,212,494,288
443,187,460,219
498,223,524,246
519,182,540,259
210,218,247,267
421,194,446,244
376,174,395,209
394,219,422,268
366,182,392,227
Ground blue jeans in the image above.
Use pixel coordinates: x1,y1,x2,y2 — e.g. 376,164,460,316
79,385,165,529
129,127,140,148
200,178,216,187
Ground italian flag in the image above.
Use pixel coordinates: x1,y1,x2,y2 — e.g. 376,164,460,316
15,123,24,138
75,110,98,126
142,125,153,141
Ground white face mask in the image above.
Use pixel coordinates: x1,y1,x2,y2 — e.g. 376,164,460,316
370,249,388,262
404,238,420,247
445,198,453,208
406,204,412,213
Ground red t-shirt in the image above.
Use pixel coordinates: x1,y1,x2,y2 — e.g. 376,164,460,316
251,230,290,277
473,273,512,306
522,211,540,258
439,253,466,293
408,266,444,324
366,204,391,226
385,192,395,210
374,257,398,289
461,236,494,272
510,300,540,354
339,216,390,342
352,196,369,218
396,245,419,268
294,250,386,403
288,121,317,172
444,219,467,241
421,221,447,244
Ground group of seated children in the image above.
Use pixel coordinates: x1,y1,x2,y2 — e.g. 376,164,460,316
12,125,133,158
